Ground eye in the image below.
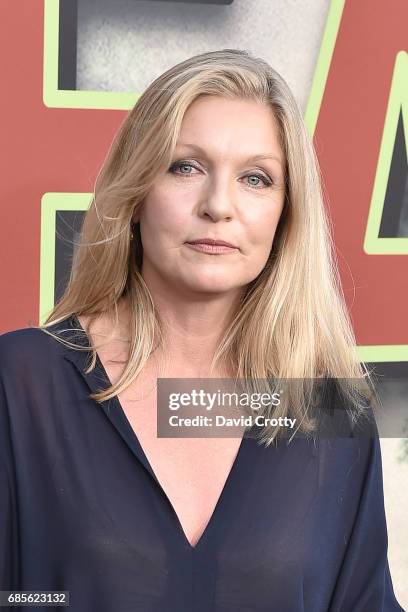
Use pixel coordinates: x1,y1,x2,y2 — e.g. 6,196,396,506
168,160,274,189
168,160,200,176
243,173,274,189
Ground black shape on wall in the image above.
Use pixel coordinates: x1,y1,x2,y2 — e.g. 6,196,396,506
55,211,85,303
379,109,408,237
368,361,408,379
58,0,235,90
58,0,78,90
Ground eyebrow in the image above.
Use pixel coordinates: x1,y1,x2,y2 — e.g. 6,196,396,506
176,142,284,168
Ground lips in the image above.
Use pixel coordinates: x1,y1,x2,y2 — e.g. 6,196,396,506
186,238,237,248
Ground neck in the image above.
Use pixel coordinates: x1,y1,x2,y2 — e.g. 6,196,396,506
138,269,244,377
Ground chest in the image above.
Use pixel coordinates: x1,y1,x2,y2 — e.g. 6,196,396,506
111,371,245,548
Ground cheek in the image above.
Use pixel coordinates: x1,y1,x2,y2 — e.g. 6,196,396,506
140,188,190,239
243,205,282,251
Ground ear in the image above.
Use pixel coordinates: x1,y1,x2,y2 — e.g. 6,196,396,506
132,200,146,224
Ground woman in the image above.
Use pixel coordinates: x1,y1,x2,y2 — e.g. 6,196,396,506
0,49,404,611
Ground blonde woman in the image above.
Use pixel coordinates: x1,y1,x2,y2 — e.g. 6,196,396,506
0,50,403,611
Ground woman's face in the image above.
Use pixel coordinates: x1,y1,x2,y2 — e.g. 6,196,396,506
136,95,286,296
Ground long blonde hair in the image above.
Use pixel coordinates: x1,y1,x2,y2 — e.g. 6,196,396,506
39,49,375,446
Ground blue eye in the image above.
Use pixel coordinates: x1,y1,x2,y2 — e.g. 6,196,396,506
245,173,273,189
169,161,199,175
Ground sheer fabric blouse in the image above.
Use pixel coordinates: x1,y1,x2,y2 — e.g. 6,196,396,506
0,315,404,611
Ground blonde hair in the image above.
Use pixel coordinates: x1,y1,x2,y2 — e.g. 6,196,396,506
39,49,375,446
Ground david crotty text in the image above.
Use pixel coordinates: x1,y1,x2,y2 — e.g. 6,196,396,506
168,415,297,428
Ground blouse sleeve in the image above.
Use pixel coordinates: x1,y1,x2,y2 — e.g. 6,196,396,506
0,371,20,595
328,431,405,611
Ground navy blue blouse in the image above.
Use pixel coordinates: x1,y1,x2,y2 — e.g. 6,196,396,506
0,315,404,611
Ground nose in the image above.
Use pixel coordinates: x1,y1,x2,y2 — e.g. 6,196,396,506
197,174,235,222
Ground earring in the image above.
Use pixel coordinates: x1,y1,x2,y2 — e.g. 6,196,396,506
130,225,134,241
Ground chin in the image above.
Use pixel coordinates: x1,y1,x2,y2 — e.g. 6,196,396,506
182,277,241,295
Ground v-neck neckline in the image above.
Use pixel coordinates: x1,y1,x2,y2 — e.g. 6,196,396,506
59,313,253,553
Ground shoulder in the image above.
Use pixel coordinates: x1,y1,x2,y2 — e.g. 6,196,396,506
0,325,48,350
0,318,74,376
315,425,382,501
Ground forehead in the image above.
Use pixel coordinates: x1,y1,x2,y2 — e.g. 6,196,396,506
177,96,284,165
